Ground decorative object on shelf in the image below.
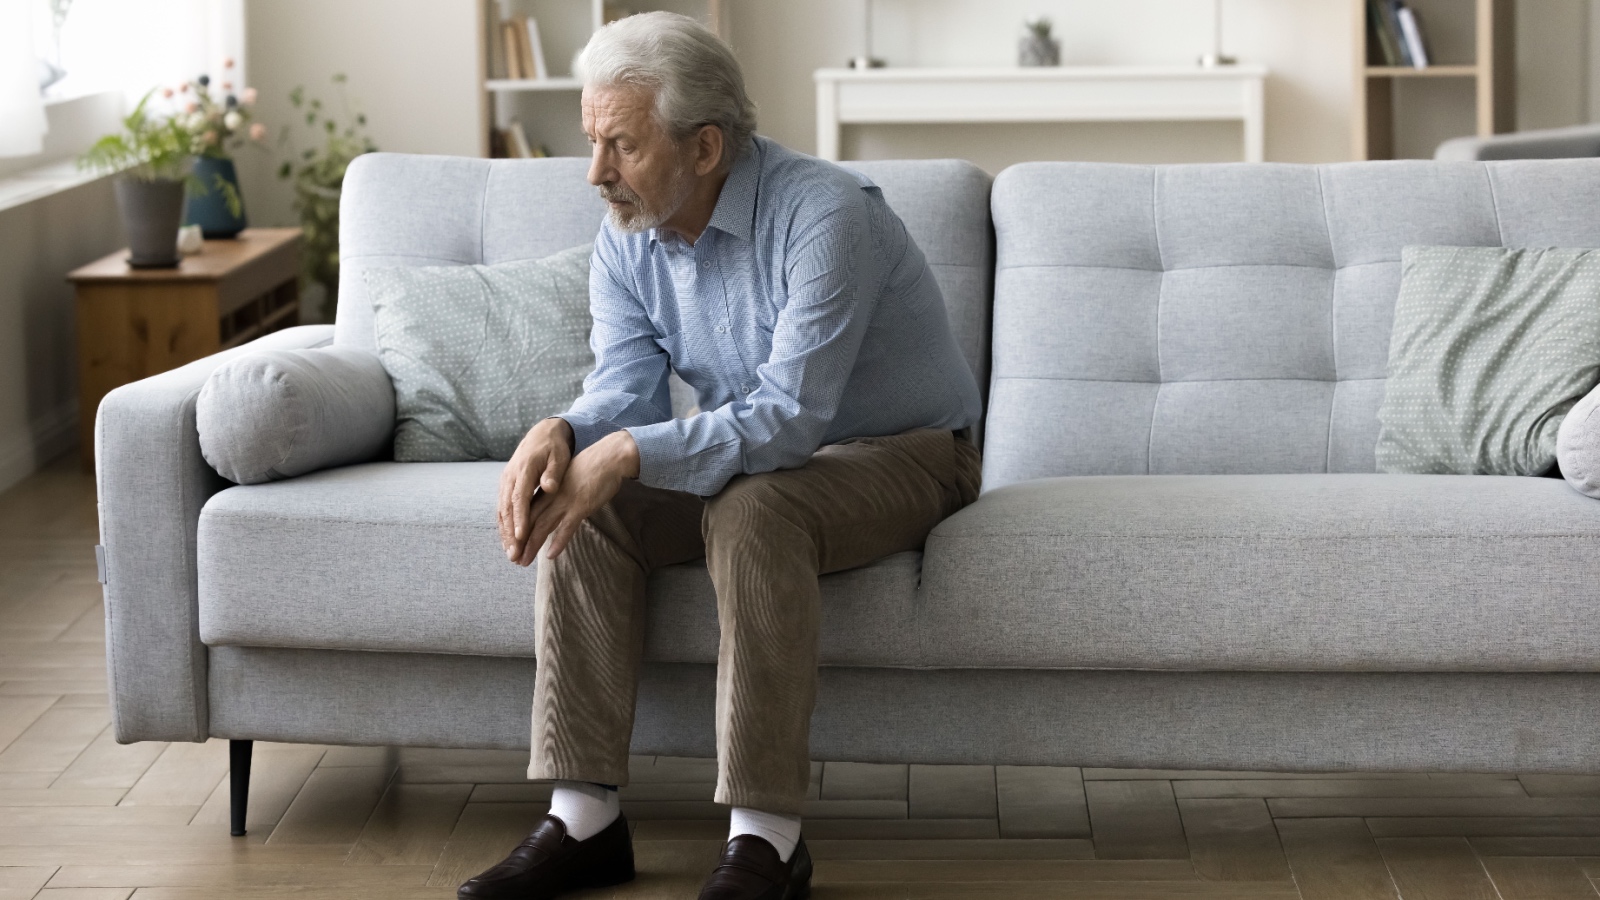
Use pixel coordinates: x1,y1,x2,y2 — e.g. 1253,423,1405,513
1198,0,1236,67
179,60,264,238
277,73,377,324
81,90,195,267
848,0,884,69
1018,17,1060,67
178,224,205,255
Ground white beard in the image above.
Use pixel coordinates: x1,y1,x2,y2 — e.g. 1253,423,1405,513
601,163,694,234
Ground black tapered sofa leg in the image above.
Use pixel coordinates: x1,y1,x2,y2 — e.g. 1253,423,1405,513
229,739,253,836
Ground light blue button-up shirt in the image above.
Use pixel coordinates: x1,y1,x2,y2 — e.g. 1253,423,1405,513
560,135,982,496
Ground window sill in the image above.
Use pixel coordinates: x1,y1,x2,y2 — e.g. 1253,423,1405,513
0,160,112,215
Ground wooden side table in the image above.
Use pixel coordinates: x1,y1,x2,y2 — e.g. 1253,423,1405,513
67,227,303,470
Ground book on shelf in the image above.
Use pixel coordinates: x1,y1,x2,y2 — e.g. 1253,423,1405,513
1395,1,1430,69
1367,0,1401,66
1368,0,1430,69
524,16,550,80
500,20,523,79
494,16,549,81
506,120,534,158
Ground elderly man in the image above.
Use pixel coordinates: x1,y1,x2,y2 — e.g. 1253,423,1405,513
461,11,982,900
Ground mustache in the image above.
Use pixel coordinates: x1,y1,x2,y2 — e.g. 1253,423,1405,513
598,182,639,204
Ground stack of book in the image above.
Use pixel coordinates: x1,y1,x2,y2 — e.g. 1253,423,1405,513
490,120,551,159
1368,0,1431,68
490,16,549,80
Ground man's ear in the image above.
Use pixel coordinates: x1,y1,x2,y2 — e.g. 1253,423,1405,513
694,124,724,177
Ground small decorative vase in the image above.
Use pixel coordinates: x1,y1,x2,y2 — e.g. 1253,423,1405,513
184,155,248,239
113,177,186,268
1018,34,1060,67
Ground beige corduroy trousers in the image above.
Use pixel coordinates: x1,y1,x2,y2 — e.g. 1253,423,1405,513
527,427,982,814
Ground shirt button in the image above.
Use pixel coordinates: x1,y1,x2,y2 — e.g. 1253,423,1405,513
701,260,711,269
715,325,727,333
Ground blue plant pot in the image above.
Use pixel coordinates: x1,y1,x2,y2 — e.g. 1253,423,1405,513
184,155,248,239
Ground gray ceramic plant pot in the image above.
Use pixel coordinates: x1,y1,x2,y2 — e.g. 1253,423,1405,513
1019,35,1061,67
114,176,185,268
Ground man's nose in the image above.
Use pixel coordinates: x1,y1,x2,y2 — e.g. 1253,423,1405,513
586,147,614,187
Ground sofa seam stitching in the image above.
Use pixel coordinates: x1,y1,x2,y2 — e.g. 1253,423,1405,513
1484,163,1508,246
1317,168,1338,473
1148,169,1164,475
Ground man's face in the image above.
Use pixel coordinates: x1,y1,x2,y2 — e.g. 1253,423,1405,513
582,84,695,234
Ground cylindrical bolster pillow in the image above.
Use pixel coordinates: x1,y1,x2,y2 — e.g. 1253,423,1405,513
1558,384,1600,498
197,346,395,484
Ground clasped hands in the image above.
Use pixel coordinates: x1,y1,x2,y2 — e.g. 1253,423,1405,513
497,417,640,566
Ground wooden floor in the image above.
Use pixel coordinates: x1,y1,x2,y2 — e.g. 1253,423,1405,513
4,461,1600,899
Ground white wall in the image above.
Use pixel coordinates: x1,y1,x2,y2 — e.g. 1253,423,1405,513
0,176,121,492
235,0,482,231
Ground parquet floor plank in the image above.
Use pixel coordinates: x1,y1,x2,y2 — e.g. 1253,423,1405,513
995,765,1090,839
1275,817,1399,900
1479,855,1600,899
52,727,166,790
346,782,474,867
0,706,108,775
119,741,229,808
1177,798,1292,882
908,766,995,820
1375,836,1498,900
1084,781,1188,860
266,766,395,846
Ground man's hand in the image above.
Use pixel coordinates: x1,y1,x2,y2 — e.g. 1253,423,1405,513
498,417,575,563
503,428,640,566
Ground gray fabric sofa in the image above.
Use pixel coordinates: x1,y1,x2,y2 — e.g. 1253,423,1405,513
96,153,1600,831
1436,123,1600,161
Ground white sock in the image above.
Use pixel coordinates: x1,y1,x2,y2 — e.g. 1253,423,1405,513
548,780,619,842
729,807,802,862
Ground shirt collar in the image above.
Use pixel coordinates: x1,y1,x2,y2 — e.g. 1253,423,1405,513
705,138,760,242
647,137,760,247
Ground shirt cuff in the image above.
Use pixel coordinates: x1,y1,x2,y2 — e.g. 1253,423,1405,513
557,411,618,455
626,420,695,490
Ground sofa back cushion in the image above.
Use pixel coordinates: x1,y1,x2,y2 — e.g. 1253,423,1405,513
983,159,1600,490
336,154,606,352
336,153,995,405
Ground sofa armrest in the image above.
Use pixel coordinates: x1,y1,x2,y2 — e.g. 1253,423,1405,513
96,325,335,743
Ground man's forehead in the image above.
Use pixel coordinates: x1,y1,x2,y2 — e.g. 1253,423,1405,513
582,84,655,127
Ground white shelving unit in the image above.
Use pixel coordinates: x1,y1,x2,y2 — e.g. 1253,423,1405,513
478,0,726,158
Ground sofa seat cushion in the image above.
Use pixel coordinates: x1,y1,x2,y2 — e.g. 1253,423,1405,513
196,462,923,666
918,473,1600,672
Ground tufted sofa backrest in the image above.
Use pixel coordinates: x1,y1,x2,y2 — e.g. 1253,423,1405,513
981,159,1600,490
336,154,994,401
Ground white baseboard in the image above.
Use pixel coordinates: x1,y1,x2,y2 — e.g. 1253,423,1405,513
0,401,78,495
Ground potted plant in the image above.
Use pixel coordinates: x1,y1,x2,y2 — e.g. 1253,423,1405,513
179,59,266,238
277,73,377,323
81,91,195,268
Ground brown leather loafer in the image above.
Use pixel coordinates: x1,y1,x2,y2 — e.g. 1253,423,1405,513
697,834,812,900
457,813,634,900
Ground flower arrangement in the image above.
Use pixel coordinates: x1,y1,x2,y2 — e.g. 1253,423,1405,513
82,59,265,215
169,59,266,159
277,73,378,320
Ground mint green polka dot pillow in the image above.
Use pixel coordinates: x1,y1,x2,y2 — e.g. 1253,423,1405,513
1376,246,1600,476
366,244,594,462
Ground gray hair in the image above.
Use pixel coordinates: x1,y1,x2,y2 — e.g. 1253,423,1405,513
575,11,756,168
